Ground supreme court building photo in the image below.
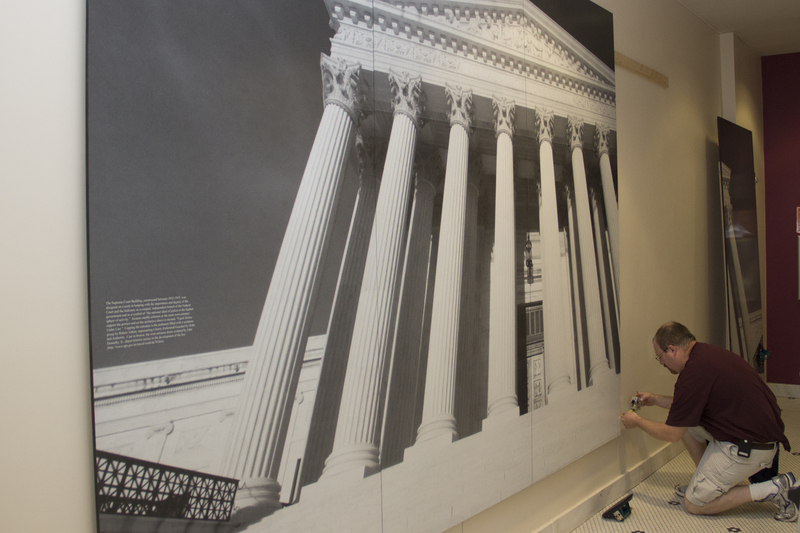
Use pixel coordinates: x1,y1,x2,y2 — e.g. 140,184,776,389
87,1,621,531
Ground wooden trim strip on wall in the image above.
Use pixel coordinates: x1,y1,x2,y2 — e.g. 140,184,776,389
615,51,669,88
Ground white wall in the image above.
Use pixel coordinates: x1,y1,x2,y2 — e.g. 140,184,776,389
0,0,737,532
1,2,96,532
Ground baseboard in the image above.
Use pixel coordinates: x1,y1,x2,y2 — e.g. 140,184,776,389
769,383,800,399
532,441,684,533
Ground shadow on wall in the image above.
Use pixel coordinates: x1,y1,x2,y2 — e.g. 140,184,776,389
706,136,728,347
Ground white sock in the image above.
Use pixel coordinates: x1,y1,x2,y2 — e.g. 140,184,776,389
750,479,781,501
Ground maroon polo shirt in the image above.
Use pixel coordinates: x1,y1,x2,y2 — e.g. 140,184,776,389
666,342,790,451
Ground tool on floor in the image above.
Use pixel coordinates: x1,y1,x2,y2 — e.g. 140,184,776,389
601,493,633,522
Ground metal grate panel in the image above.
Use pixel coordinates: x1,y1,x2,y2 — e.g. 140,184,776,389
95,450,238,521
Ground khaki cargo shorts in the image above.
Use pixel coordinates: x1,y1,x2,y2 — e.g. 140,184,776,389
684,426,777,507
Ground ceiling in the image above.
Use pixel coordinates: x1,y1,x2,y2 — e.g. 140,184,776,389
674,0,800,56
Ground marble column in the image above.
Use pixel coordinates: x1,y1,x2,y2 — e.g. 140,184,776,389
557,186,578,388
220,55,367,517
455,156,482,438
568,116,609,383
563,183,586,389
591,185,617,374
486,96,520,418
417,85,473,443
595,124,619,311
535,108,573,399
321,71,425,478
300,135,379,487
381,146,442,467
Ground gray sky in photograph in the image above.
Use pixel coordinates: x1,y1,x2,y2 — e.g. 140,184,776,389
533,0,614,69
87,0,614,368
88,0,333,367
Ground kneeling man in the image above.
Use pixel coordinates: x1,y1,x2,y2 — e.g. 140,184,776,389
622,322,798,521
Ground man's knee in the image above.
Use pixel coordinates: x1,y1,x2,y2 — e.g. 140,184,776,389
683,498,708,515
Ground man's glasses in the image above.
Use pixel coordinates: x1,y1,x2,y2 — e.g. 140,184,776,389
655,346,670,362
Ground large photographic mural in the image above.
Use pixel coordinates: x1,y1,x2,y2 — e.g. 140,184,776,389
87,1,620,531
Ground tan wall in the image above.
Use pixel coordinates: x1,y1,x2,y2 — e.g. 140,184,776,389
1,2,96,533
0,0,744,532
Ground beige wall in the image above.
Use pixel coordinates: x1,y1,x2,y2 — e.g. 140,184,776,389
0,0,749,532
1,2,95,533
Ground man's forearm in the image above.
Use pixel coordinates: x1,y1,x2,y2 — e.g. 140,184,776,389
623,412,685,443
637,417,685,442
651,394,673,409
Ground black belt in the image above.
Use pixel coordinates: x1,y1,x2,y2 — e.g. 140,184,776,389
733,439,776,450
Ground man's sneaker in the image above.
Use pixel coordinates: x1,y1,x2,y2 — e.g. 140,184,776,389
772,492,798,522
765,473,800,522
674,485,686,499
772,472,800,494
765,473,800,500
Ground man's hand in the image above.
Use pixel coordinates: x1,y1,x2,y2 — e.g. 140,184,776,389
635,392,673,409
636,392,657,407
621,411,640,429
621,411,687,443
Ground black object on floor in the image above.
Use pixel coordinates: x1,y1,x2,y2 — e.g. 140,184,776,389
601,493,633,522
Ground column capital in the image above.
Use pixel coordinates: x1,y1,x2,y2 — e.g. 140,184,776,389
388,70,426,129
321,55,369,126
594,123,611,158
445,84,473,132
534,107,554,146
567,116,585,153
492,96,515,139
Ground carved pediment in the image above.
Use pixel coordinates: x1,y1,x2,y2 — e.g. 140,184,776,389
326,0,614,88
431,5,604,83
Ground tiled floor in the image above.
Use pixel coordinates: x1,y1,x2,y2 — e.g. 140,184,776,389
573,398,800,533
